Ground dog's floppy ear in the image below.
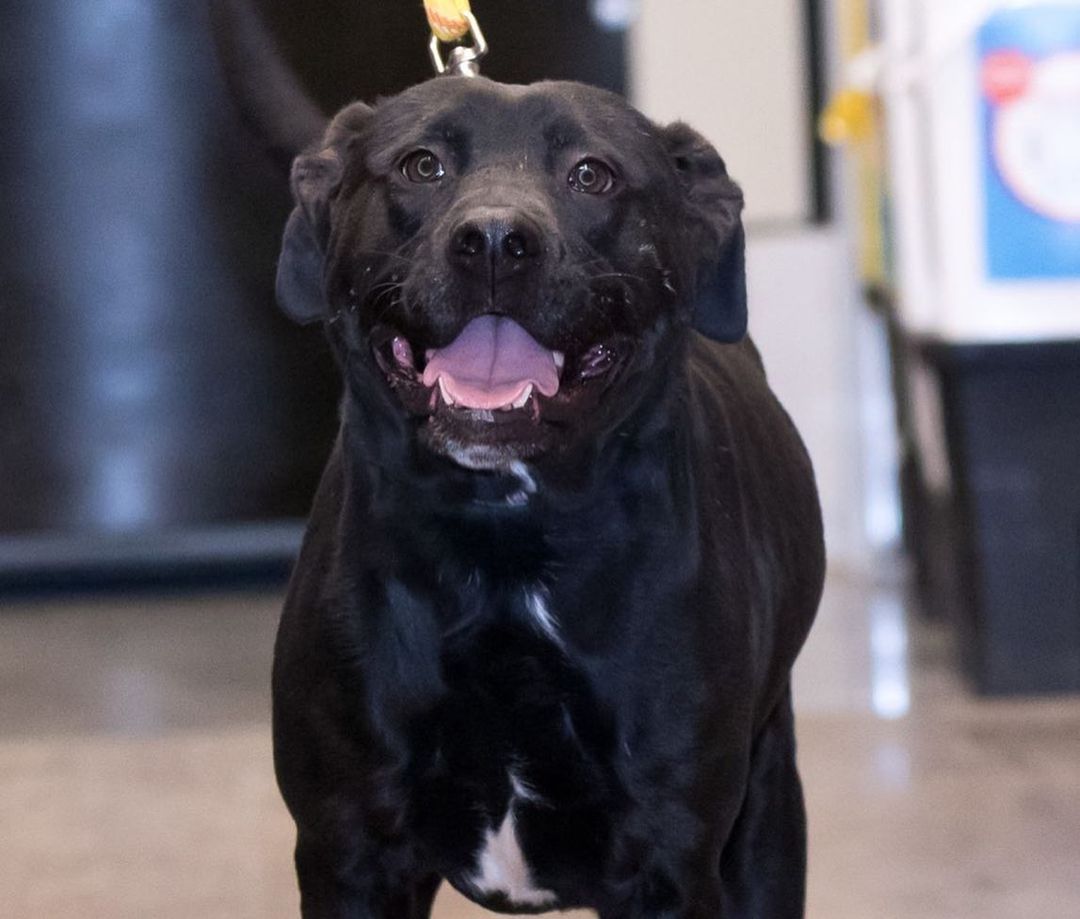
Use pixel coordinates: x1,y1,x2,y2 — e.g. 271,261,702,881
662,123,747,343
276,102,372,324
276,155,341,324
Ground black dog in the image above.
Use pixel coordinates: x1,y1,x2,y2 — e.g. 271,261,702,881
215,4,825,915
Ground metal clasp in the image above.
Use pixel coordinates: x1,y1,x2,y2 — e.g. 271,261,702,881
429,11,488,77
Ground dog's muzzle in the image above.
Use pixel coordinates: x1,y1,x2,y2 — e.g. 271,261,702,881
449,207,546,284
366,204,638,464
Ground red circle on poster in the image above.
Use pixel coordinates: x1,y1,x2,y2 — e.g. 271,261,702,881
982,50,1033,105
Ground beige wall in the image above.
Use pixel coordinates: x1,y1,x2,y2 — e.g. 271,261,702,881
629,0,813,225
629,0,901,564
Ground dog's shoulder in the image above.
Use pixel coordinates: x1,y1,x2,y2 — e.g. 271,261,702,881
686,333,765,399
686,333,804,464
279,439,347,624
685,332,825,654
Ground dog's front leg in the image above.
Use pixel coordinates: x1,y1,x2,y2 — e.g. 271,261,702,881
718,687,807,919
597,847,731,919
597,883,727,919
293,836,439,919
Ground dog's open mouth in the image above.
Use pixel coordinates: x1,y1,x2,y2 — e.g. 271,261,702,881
372,314,628,446
423,314,564,415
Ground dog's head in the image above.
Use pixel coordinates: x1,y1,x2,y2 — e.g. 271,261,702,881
278,78,745,471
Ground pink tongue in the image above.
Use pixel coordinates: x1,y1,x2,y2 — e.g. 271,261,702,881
422,315,560,410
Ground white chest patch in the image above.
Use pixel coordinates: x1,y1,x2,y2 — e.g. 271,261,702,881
467,772,558,909
525,589,564,648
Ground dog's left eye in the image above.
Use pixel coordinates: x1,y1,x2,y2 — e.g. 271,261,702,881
401,150,446,183
569,158,616,195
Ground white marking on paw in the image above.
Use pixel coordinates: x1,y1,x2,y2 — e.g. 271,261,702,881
525,590,563,648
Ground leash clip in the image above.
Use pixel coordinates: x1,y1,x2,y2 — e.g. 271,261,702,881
429,11,488,78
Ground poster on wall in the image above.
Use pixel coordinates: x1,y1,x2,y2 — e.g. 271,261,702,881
980,4,1080,280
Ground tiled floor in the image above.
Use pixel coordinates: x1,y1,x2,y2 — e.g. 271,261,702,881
2,568,1079,918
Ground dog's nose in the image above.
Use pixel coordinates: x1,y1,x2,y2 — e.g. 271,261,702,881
449,210,543,278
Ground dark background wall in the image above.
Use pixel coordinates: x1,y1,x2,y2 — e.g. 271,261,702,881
0,0,625,573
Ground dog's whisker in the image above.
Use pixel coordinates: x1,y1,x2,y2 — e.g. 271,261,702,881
365,281,403,299
354,249,416,266
370,290,409,329
589,272,649,286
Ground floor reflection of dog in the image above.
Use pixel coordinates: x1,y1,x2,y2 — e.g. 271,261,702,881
214,3,825,916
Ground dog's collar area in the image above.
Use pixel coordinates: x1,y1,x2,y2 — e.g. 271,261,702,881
504,460,537,508
429,460,537,511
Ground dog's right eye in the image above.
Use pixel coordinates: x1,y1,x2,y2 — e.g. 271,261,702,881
400,150,446,184
569,158,616,195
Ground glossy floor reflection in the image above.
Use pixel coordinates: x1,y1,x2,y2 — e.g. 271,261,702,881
2,567,1079,918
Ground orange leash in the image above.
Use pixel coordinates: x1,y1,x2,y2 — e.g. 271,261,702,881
423,0,488,76
424,0,473,43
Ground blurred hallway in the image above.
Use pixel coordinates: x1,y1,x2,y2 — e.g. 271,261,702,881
3,569,1078,918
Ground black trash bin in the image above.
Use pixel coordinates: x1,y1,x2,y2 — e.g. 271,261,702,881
910,338,1080,695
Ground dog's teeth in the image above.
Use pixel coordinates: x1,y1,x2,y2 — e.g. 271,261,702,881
511,385,533,410
553,352,566,372
438,378,455,406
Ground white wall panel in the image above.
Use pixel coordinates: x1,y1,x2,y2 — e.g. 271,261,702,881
630,0,813,225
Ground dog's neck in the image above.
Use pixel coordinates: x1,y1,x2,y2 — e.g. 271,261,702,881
333,341,694,580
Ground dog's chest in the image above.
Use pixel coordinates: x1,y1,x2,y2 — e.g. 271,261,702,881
404,591,619,909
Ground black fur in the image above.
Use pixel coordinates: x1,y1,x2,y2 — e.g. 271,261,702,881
259,74,824,917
